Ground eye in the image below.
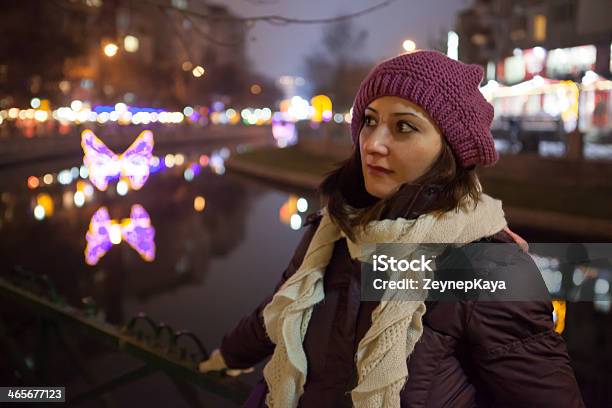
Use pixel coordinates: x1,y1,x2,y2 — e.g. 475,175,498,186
397,121,417,133
364,115,377,127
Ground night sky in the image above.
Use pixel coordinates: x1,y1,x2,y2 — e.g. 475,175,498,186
216,0,469,79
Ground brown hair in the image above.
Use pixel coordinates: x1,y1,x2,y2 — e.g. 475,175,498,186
318,140,482,242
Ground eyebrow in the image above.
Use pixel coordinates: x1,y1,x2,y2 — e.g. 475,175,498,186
365,106,424,119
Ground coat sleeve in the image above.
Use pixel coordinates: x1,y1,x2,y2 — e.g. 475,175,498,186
219,216,320,369
465,247,585,407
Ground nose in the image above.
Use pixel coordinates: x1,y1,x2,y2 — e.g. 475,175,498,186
362,125,390,156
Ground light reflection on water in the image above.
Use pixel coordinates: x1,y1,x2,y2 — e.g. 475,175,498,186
85,204,156,266
0,145,318,336
0,144,319,403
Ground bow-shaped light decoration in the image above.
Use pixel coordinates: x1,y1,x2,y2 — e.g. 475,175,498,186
81,129,154,191
85,204,156,265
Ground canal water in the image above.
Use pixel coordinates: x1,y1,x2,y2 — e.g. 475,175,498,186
0,142,610,406
0,141,320,406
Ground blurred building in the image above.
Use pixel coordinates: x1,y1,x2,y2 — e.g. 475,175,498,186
456,0,612,84
66,0,249,107
1,0,250,108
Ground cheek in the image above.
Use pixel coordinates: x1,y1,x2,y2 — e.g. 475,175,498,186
392,135,442,176
358,129,368,152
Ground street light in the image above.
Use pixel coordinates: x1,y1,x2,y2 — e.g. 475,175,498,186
402,39,416,52
192,65,205,78
103,43,119,57
124,35,139,53
447,31,459,60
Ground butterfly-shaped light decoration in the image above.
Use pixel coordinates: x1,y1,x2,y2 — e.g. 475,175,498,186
81,129,154,191
85,204,156,266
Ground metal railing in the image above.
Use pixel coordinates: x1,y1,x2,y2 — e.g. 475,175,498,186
0,267,251,406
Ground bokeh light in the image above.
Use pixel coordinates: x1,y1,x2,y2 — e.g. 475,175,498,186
250,84,262,94
74,191,85,207
402,39,416,52
192,66,205,77
296,197,308,213
103,43,119,57
290,214,302,230
27,176,39,189
124,35,139,53
194,196,206,212
116,180,129,196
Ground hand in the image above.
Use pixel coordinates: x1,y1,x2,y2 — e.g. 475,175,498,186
198,348,255,377
503,226,529,253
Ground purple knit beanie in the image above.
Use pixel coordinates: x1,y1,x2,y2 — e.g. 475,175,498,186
350,50,498,168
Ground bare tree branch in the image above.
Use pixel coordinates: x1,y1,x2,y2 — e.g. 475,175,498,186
153,4,198,62
242,0,280,5
141,0,398,26
180,12,246,47
53,0,397,49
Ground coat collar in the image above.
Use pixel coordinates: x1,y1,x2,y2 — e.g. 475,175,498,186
380,183,444,221
304,184,445,226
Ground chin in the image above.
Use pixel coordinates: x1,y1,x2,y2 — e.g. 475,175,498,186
364,180,392,199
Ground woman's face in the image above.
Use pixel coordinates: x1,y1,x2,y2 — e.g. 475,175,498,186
359,96,444,198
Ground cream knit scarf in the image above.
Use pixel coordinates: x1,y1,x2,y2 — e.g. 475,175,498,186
262,194,507,408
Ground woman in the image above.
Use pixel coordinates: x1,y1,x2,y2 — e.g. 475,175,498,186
200,50,584,407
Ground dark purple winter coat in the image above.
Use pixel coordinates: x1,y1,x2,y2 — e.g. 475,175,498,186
220,184,585,407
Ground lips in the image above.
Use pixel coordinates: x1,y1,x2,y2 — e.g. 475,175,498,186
366,164,393,175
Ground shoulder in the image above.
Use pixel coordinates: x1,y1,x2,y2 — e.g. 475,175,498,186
435,232,549,301
457,237,554,335
285,210,323,273
469,230,535,275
